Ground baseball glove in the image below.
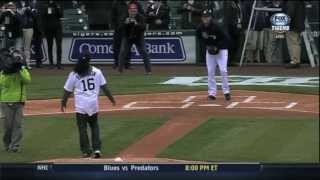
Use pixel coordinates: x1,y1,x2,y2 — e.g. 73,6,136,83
207,46,219,55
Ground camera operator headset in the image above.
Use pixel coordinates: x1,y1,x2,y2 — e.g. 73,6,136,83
0,2,23,51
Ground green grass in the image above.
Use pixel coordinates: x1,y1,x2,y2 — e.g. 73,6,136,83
28,74,318,100
0,115,168,163
159,118,319,163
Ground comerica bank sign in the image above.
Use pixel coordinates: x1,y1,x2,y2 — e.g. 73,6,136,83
68,37,186,62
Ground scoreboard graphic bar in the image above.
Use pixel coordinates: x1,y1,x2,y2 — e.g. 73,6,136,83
0,163,319,180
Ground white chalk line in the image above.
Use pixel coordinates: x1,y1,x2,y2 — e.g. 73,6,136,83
122,102,137,109
131,101,185,104
226,102,240,109
242,96,256,103
285,102,298,109
233,107,318,114
182,96,197,103
25,108,142,116
244,102,287,104
181,102,195,109
198,104,221,107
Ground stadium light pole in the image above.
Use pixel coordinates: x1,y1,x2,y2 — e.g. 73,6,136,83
239,0,256,67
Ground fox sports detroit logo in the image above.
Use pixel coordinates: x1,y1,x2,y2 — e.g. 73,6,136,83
270,13,291,37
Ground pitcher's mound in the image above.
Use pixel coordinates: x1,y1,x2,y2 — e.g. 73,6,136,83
35,157,209,164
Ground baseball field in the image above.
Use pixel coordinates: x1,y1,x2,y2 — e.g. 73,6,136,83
0,65,319,163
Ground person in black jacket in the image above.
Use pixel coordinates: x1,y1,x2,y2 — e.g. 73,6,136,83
41,0,63,69
242,0,268,63
17,0,37,69
283,0,306,68
223,0,243,65
264,0,285,64
178,0,203,29
110,0,144,70
145,0,170,30
118,3,151,75
0,2,23,51
31,1,44,68
196,9,231,101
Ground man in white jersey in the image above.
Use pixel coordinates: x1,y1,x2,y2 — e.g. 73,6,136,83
61,54,116,158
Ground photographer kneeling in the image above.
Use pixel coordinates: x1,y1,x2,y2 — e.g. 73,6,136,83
0,48,31,153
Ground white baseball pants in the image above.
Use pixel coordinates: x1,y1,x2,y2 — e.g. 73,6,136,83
206,49,230,96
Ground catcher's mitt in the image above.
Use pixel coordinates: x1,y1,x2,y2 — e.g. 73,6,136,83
207,46,219,55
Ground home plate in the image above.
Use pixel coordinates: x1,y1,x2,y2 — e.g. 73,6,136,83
199,104,221,107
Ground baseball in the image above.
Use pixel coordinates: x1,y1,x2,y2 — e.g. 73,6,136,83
114,157,123,162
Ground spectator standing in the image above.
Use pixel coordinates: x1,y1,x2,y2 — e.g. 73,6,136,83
41,0,63,69
242,0,267,63
179,0,203,29
145,0,170,30
17,0,37,69
223,0,243,65
283,0,306,68
31,0,44,68
0,2,23,51
264,0,285,63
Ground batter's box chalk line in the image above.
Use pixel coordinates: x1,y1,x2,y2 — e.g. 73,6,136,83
121,96,198,109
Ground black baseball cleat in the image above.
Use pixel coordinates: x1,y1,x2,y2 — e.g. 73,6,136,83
224,93,231,101
93,150,102,158
208,95,216,100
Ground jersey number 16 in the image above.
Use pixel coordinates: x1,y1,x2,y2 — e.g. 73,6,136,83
81,78,95,91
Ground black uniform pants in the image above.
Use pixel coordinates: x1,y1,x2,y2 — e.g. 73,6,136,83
118,36,151,73
113,29,131,68
45,28,62,67
76,113,101,154
33,36,43,67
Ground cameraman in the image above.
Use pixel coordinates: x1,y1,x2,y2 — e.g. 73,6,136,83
0,48,31,153
118,3,151,74
0,2,23,50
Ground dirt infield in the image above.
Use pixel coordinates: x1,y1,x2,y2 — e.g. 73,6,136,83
26,90,319,163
